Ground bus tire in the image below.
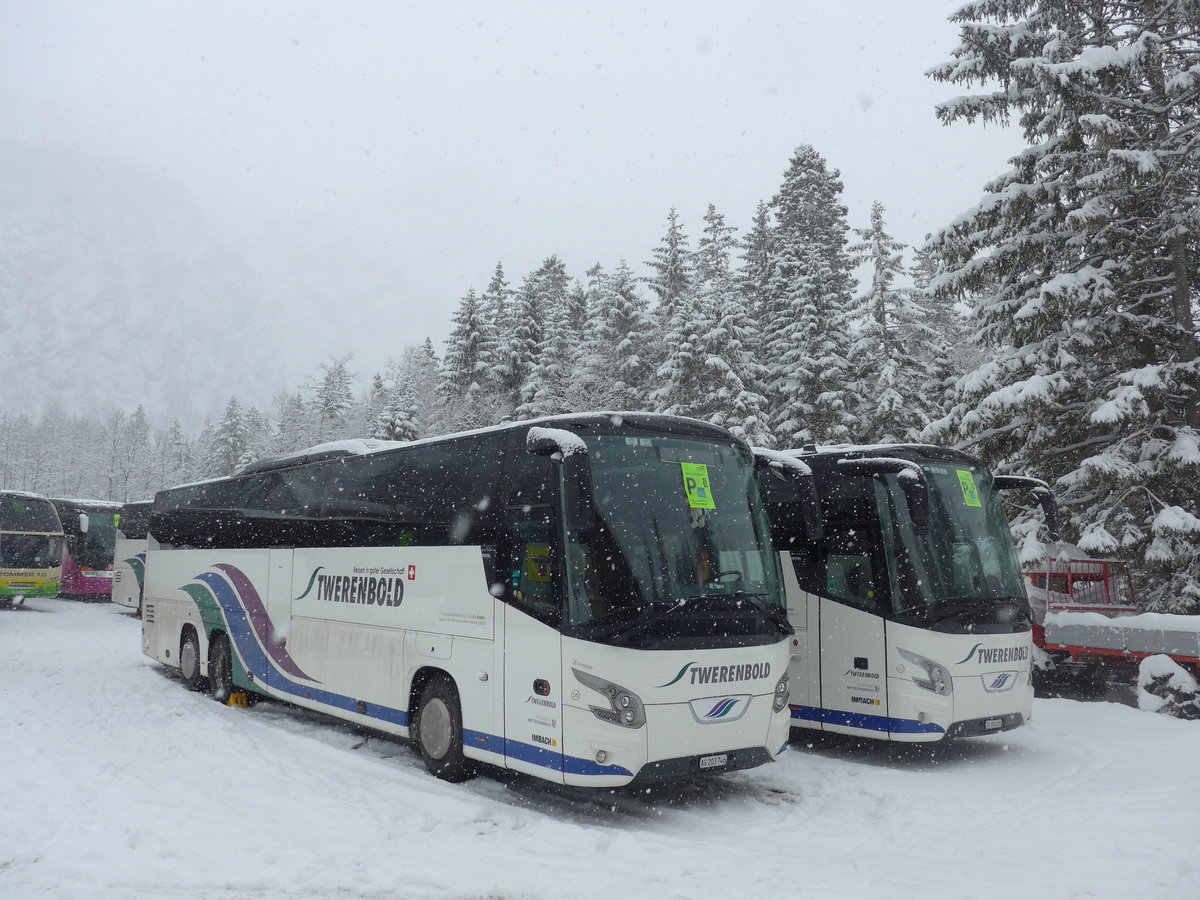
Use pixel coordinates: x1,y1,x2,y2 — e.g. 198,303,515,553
210,633,234,704
179,627,207,692
414,676,475,782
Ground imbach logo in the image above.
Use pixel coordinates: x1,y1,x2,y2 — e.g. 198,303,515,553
294,566,405,607
955,643,1030,665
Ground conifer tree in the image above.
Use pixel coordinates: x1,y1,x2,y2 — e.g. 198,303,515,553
274,391,313,454
441,289,491,399
578,261,654,409
928,0,1200,610
848,202,943,443
645,208,693,324
740,201,776,341
653,204,772,444
372,386,419,441
518,290,582,418
207,397,248,477
479,262,513,395
310,356,356,443
761,145,860,446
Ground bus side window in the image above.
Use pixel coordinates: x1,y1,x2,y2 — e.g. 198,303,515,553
823,527,883,614
506,506,560,621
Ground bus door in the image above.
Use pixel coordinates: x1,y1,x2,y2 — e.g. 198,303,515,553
817,525,889,736
501,502,565,782
781,552,820,719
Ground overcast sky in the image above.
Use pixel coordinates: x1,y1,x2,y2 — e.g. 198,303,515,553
2,0,1021,350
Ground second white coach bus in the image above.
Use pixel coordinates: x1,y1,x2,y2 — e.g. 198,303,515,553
143,414,793,785
112,500,152,614
755,444,1058,742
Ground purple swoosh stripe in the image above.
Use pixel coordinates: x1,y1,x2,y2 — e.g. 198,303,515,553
705,698,737,718
213,563,311,681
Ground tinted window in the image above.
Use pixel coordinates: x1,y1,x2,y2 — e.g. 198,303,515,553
0,496,61,533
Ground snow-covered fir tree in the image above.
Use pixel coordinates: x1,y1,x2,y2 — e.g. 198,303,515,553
479,262,513,397
848,202,945,443
927,0,1200,610
206,397,249,477
238,406,273,470
910,234,982,415
441,288,492,400
310,356,356,444
761,145,860,446
577,261,654,409
518,281,584,418
372,385,419,441
653,205,773,445
273,391,313,455
645,208,693,325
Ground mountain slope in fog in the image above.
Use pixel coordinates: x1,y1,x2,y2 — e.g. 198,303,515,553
0,144,321,426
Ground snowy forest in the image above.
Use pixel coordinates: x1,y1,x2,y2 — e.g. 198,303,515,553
2,0,1197,612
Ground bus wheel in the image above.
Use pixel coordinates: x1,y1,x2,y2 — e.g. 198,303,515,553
210,633,234,704
414,676,475,782
179,628,207,692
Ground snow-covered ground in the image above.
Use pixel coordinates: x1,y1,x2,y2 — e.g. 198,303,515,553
2,600,1197,900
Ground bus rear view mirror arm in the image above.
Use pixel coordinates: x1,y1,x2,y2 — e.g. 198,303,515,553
526,426,597,536
837,458,930,535
752,450,824,543
993,476,1061,542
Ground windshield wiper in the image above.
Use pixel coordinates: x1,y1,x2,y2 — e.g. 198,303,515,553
926,596,1030,627
605,595,706,643
727,590,795,635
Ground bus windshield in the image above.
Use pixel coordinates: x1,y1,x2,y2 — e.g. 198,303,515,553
75,509,120,568
877,464,1027,623
1,495,61,533
563,435,786,647
0,495,64,570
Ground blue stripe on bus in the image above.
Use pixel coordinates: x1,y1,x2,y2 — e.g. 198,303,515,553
790,704,945,735
469,731,634,777
194,570,634,777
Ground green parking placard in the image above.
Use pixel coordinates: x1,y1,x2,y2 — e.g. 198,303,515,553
681,462,717,509
957,470,982,507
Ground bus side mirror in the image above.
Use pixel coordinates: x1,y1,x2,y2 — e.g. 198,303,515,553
899,473,930,536
994,476,1061,542
79,513,89,534
527,427,597,536
837,458,930,535
754,457,824,543
561,453,597,536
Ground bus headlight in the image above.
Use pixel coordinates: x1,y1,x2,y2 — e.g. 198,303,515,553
772,674,790,712
572,668,647,729
898,649,953,696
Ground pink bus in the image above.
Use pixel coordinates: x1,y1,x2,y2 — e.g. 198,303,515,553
50,499,122,599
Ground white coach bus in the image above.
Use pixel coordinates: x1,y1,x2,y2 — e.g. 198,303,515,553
112,500,152,614
755,444,1058,742
143,414,793,785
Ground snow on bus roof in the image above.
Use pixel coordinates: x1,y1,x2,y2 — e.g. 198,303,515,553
164,412,747,491
0,489,52,500
49,498,122,508
252,412,736,467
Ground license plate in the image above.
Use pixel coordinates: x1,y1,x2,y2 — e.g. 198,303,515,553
985,718,1003,730
699,753,728,770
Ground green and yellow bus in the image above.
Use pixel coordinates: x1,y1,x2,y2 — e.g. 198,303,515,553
1,491,65,607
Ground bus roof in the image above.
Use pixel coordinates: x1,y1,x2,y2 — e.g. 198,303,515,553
50,498,122,511
782,443,984,469
229,411,740,479
0,489,52,501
